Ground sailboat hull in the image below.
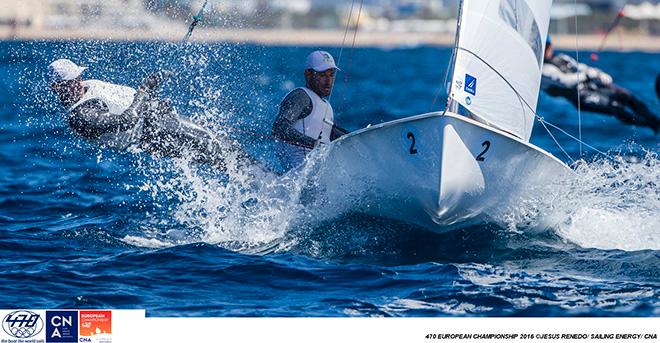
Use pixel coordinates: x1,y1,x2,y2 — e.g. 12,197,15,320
317,112,571,233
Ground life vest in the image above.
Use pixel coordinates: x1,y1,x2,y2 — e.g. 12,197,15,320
68,80,141,149
292,87,334,144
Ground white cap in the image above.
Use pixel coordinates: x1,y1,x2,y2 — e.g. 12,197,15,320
305,51,340,72
48,59,87,83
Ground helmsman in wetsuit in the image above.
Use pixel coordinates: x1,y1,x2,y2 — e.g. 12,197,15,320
48,59,244,171
541,38,660,133
271,51,349,171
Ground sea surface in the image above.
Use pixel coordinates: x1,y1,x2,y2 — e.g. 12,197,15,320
0,41,658,317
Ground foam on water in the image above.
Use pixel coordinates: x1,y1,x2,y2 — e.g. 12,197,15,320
494,148,659,251
123,134,659,254
123,142,340,252
121,235,174,248
554,151,659,251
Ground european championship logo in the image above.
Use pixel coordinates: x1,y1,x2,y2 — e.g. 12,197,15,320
79,311,111,343
46,311,78,343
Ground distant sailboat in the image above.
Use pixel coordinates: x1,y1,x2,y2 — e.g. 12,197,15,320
315,0,572,232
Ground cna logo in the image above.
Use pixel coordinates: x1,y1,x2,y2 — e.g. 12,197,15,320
46,311,78,343
2,310,44,338
464,73,477,96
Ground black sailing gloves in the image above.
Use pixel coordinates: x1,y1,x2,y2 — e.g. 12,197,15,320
139,70,174,95
124,70,175,131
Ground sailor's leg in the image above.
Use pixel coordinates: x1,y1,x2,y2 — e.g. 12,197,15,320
611,88,660,132
578,89,621,116
275,140,307,173
580,88,659,132
141,111,253,171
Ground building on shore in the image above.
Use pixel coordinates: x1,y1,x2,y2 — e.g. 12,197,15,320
0,0,180,39
0,0,657,41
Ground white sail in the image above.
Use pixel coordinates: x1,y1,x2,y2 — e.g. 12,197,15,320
449,0,552,141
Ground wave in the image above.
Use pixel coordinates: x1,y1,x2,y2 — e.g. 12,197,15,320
492,147,659,252
122,140,659,258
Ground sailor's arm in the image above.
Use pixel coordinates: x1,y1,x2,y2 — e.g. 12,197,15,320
68,99,139,139
69,79,163,139
330,124,349,141
576,61,613,86
586,66,613,86
121,88,150,122
551,54,611,86
272,89,317,149
542,64,587,89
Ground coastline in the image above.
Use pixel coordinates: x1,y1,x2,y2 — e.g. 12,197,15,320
2,26,660,52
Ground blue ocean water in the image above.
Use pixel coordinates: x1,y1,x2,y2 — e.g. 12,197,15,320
0,40,658,317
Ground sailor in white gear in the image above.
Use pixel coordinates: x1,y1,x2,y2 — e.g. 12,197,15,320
271,51,349,172
541,38,660,133
48,59,250,171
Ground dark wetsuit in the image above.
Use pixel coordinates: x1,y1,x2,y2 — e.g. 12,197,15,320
271,88,347,147
271,88,348,171
542,54,660,133
68,84,247,171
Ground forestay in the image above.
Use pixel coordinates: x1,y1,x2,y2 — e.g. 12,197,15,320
449,0,552,141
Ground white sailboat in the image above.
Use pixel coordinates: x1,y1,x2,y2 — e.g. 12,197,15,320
314,0,572,233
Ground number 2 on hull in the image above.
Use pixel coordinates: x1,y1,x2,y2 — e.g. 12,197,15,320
476,140,490,161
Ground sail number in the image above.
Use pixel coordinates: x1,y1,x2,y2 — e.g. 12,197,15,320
405,134,490,160
476,140,491,161
406,132,418,155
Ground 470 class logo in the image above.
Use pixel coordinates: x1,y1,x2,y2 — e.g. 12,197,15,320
2,310,44,338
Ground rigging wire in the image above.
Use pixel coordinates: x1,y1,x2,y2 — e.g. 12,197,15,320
314,0,361,144
432,2,463,112
537,118,576,164
430,48,454,112
454,47,612,163
164,1,314,151
129,0,208,143
444,0,464,113
573,0,583,158
537,116,614,161
336,0,364,112
333,0,357,76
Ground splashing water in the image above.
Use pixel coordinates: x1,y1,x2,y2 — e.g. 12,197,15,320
4,41,659,316
555,151,659,251
121,130,658,255
494,148,659,251
122,143,342,253
18,39,657,255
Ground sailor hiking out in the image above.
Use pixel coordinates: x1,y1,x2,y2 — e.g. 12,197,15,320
48,58,249,171
541,37,660,133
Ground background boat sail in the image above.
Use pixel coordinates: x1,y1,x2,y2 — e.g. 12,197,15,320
313,0,572,233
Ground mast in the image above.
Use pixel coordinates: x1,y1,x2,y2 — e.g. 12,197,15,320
447,0,464,113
